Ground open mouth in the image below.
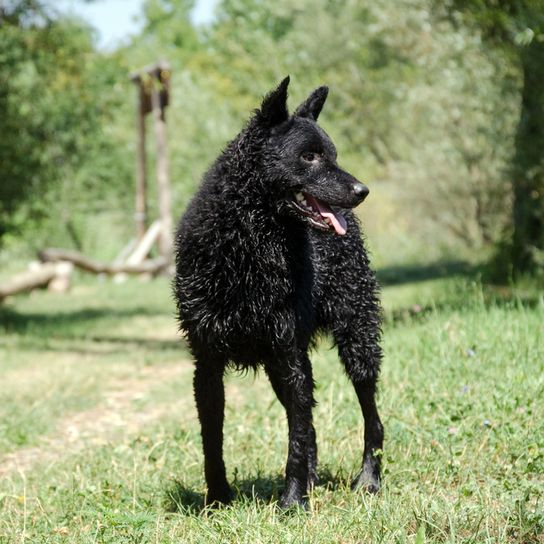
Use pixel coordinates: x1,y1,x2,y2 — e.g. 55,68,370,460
290,192,347,235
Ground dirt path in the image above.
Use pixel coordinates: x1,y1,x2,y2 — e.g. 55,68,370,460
0,363,192,477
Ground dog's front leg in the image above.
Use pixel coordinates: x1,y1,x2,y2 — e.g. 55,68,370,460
350,380,383,493
334,325,383,494
278,353,314,510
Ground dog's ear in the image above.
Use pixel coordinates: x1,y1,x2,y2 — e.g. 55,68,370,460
258,76,290,127
294,86,329,121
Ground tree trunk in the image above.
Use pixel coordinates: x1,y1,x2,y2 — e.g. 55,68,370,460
510,39,544,275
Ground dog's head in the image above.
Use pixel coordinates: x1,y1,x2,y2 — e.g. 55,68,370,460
256,76,368,236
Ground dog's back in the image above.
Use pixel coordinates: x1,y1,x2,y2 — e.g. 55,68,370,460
174,78,383,508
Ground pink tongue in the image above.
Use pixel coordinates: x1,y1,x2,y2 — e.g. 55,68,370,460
304,194,347,235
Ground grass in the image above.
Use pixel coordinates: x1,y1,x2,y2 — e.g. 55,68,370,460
0,270,542,543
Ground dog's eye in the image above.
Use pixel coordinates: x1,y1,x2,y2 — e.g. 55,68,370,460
301,152,321,163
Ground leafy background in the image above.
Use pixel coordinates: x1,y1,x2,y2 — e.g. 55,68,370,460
2,0,542,277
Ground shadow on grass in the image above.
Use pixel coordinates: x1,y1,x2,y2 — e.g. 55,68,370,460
85,335,181,350
0,306,167,334
376,260,542,325
384,288,542,326
377,259,477,286
7,336,184,356
164,468,346,515
164,484,205,514
0,305,187,354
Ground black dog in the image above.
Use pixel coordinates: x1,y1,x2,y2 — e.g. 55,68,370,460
174,77,383,509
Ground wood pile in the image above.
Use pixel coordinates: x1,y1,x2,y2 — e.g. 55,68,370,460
0,220,169,303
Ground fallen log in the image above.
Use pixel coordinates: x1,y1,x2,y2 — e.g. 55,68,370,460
0,263,57,302
47,261,74,293
38,248,167,275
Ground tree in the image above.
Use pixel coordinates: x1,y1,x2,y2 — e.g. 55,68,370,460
205,0,518,257
445,1,544,276
0,1,132,249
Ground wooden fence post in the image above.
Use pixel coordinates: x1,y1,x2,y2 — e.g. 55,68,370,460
150,66,173,265
135,83,148,241
129,60,173,268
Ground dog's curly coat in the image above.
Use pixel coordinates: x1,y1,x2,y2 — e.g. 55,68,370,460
174,77,383,509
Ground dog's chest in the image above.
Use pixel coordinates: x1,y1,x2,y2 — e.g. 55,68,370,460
215,228,311,312
176,209,318,360
204,229,313,348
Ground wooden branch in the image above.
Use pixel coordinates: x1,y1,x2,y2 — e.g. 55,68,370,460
126,220,161,265
0,264,57,302
38,248,167,275
113,238,138,265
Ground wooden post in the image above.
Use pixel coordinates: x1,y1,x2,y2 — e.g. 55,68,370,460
150,66,173,265
135,84,147,240
129,60,173,268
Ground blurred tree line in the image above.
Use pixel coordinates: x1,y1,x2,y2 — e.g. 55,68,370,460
0,0,542,277
447,0,544,275
0,0,133,252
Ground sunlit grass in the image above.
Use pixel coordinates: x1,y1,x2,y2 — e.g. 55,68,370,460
0,274,542,543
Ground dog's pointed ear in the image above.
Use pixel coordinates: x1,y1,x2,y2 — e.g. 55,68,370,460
258,76,290,127
294,86,329,121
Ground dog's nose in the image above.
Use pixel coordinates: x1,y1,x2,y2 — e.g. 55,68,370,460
352,183,369,203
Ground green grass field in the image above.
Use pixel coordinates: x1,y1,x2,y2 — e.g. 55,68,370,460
0,270,542,543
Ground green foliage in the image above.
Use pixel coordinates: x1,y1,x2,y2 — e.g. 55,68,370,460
444,0,544,276
1,0,541,273
141,0,199,52
120,0,521,263
172,0,521,257
445,0,544,45
0,2,134,253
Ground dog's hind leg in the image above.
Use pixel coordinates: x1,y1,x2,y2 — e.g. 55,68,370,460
266,359,318,491
267,351,315,509
193,359,232,506
334,326,384,494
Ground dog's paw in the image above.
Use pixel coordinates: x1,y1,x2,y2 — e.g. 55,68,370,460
278,495,309,512
307,469,319,490
205,485,233,507
351,467,381,494
278,487,309,512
